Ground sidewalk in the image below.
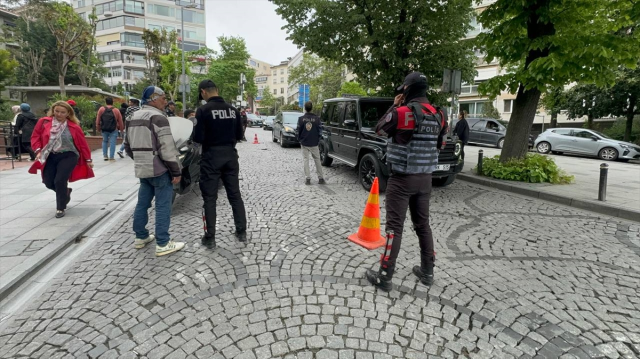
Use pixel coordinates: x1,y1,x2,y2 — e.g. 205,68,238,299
0,149,139,300
459,145,640,219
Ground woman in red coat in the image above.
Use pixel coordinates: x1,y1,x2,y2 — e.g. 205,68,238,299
29,101,95,218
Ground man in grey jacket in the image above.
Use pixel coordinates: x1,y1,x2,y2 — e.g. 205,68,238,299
124,86,185,256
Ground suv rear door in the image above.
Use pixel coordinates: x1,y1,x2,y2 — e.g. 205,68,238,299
340,101,359,158
321,102,340,155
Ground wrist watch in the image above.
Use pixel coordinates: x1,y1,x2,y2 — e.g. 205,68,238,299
86,159,93,162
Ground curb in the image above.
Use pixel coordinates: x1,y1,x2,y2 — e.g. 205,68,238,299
457,172,640,223
0,187,139,302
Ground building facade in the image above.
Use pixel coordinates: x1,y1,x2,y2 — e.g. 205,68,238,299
247,57,273,102
270,60,289,102
73,0,206,91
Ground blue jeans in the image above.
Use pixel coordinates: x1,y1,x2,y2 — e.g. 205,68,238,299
102,131,118,159
119,131,126,152
133,172,173,246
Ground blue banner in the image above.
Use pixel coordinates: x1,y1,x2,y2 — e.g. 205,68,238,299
298,84,310,108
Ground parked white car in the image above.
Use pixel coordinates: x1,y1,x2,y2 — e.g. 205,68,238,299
535,128,640,161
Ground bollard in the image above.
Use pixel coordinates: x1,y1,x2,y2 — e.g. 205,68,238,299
477,150,484,175
598,163,608,201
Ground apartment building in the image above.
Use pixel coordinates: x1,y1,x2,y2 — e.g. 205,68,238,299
73,0,206,91
0,8,17,52
270,60,289,101
247,57,273,101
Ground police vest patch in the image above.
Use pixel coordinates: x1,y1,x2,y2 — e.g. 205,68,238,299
305,122,312,131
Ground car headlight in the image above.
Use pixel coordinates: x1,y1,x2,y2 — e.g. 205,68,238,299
454,142,462,156
618,143,629,149
284,126,294,133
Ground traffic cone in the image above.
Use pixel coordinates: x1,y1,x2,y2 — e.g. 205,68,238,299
253,134,259,144
348,177,385,250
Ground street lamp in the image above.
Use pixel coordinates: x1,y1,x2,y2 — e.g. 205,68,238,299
177,1,198,111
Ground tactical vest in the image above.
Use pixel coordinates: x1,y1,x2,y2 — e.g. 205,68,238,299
386,102,443,174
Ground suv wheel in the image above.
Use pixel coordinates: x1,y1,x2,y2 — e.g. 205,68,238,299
598,147,618,161
280,132,286,148
497,138,505,149
536,141,551,154
432,175,456,187
359,153,387,192
319,142,333,166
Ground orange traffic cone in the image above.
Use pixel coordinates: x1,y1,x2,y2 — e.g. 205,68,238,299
348,177,385,250
253,134,259,144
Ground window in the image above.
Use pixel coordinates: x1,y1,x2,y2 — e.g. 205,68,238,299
503,99,513,113
329,102,345,126
96,0,123,15
472,120,487,130
466,16,483,38
273,70,277,76
121,32,144,48
486,121,500,131
148,4,175,17
176,9,205,24
572,130,593,138
460,82,479,94
78,12,87,20
123,68,145,80
97,15,144,30
99,51,121,63
553,129,571,135
280,77,284,83
255,76,267,83
124,0,144,14
273,79,276,84
321,104,333,124
281,88,284,94
183,27,205,41
273,89,277,95
76,0,86,8
344,102,356,122
460,101,488,117
108,67,122,78
280,69,284,74
359,100,393,128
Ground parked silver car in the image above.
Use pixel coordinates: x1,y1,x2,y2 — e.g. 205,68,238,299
535,128,640,161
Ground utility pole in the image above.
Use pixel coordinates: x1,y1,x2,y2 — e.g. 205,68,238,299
178,1,196,111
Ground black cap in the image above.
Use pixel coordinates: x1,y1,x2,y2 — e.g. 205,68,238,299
198,79,217,101
168,101,175,105
396,72,428,91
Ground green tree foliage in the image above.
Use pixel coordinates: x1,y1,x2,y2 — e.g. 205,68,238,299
565,84,611,129
159,45,191,103
41,2,94,96
259,85,276,111
477,0,640,162
606,66,640,142
603,117,640,145
272,0,476,99
142,28,177,85
338,81,367,97
288,54,344,106
482,101,501,119
0,50,18,92
539,86,568,128
281,103,302,112
74,8,102,88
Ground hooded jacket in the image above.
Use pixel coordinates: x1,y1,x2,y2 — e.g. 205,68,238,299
15,111,38,142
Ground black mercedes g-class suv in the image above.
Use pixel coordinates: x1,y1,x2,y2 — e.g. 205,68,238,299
319,96,464,192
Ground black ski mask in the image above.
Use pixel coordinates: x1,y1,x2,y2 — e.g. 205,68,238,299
402,82,428,104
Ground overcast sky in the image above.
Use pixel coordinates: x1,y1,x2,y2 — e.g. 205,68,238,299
204,0,301,65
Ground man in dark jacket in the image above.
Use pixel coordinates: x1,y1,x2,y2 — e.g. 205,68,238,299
15,103,37,160
453,111,469,160
194,79,247,249
240,107,248,141
296,101,325,185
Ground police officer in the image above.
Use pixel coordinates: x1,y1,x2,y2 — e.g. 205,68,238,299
366,72,448,292
194,79,247,249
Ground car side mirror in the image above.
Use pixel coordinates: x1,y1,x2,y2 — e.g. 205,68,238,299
344,119,357,128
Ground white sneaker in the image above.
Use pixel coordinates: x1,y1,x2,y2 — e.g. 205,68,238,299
155,241,185,257
134,235,155,249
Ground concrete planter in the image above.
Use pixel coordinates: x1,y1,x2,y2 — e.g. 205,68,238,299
85,135,123,152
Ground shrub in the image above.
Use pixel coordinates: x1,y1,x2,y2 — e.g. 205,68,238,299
601,117,640,145
478,154,574,184
48,94,104,134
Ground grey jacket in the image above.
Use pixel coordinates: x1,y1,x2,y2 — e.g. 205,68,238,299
124,105,182,179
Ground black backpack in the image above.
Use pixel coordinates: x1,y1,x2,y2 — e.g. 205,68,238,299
100,107,117,132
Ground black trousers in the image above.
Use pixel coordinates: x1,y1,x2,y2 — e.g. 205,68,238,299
460,143,466,161
199,146,247,237
43,152,78,210
382,173,435,278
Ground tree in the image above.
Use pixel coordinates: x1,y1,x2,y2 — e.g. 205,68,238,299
0,50,18,92
565,84,611,129
288,54,344,106
75,7,102,88
272,0,476,100
259,85,276,111
41,2,94,96
482,101,501,119
539,86,568,128
338,81,367,97
142,28,177,85
477,0,640,162
159,45,190,102
607,66,640,141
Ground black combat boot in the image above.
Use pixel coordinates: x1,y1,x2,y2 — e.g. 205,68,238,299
412,257,434,286
366,269,393,292
201,233,216,249
235,230,247,242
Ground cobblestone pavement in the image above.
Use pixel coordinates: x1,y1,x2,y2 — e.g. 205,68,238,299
1,128,639,359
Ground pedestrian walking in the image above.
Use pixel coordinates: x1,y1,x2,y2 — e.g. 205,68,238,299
117,98,140,158
453,110,469,160
9,105,20,158
240,107,248,141
14,103,38,161
95,97,124,162
296,101,325,185
124,86,185,257
166,101,176,117
193,79,247,249
10,105,19,126
28,101,94,218
366,72,448,292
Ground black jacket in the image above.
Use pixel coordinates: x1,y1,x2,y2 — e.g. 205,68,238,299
193,96,243,151
296,112,322,147
15,111,38,142
454,118,469,144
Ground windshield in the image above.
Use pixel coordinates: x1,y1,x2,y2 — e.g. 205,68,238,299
247,113,260,120
283,113,301,124
360,100,393,128
592,130,612,139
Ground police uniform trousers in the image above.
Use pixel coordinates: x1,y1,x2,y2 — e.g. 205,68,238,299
382,172,435,278
199,146,247,237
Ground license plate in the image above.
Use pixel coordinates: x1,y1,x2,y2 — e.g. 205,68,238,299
436,164,450,171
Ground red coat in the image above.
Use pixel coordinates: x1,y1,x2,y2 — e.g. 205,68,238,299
28,117,95,182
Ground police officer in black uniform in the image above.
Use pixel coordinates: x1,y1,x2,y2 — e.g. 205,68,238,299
194,79,247,249
366,72,448,292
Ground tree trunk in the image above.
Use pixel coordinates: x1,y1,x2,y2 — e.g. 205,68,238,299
499,84,541,162
587,114,593,129
59,74,66,97
625,95,636,142
550,112,558,128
